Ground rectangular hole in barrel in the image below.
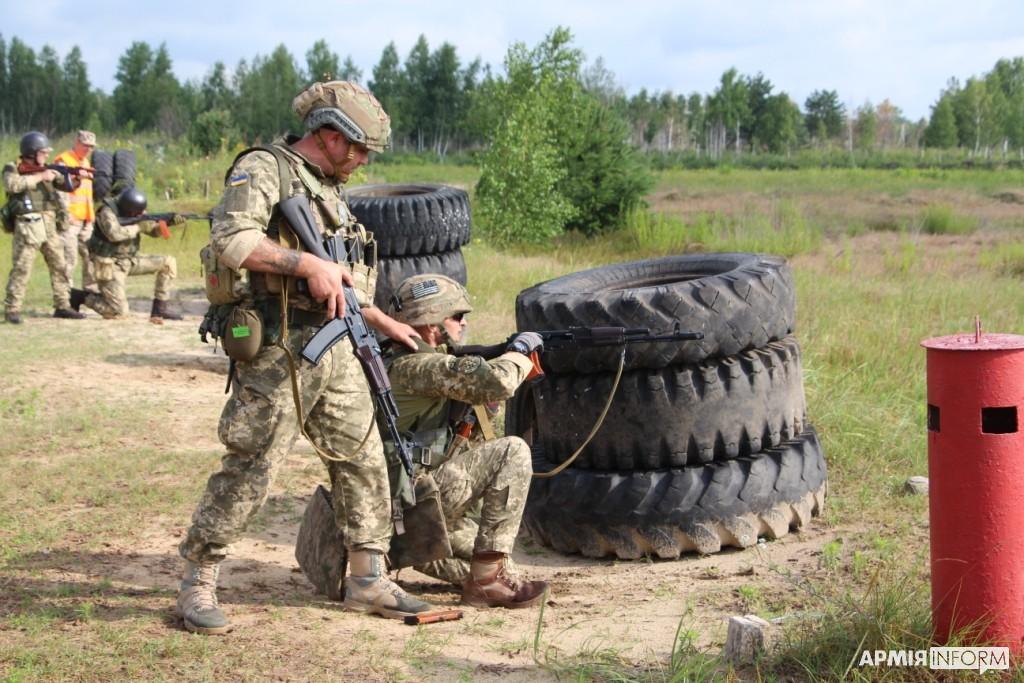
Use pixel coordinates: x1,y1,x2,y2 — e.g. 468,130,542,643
927,404,940,432
982,406,1018,434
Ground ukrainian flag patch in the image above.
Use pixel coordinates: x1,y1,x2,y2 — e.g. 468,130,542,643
229,173,249,187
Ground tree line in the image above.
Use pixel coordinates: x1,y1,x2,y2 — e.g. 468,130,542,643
1,31,1022,159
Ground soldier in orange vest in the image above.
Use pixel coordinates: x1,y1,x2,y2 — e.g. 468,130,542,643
55,130,97,290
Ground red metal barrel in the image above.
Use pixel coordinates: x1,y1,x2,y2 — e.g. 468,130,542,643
922,330,1024,653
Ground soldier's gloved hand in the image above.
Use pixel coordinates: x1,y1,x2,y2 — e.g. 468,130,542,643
171,214,188,226
507,332,543,355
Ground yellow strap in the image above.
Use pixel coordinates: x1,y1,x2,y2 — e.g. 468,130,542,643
277,286,374,464
532,348,626,479
473,404,496,441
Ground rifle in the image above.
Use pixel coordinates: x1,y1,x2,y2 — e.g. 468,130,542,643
451,325,704,378
17,162,95,190
278,195,416,479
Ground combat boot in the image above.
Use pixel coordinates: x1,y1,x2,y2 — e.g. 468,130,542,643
461,551,548,609
343,549,435,620
53,307,85,319
4,310,21,325
151,298,183,322
69,288,87,312
176,560,231,635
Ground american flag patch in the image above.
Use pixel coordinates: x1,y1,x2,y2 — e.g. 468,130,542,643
229,173,249,187
411,279,440,299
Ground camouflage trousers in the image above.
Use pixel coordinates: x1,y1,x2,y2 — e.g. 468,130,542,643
179,322,392,564
61,218,95,290
84,254,177,318
415,436,532,585
4,212,71,312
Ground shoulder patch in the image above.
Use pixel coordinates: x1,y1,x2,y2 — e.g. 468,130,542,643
228,173,249,187
451,355,483,375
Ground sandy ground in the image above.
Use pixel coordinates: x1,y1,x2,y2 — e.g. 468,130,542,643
5,297,840,681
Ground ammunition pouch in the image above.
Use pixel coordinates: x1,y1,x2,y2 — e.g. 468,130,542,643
200,244,242,305
221,307,263,362
388,473,452,570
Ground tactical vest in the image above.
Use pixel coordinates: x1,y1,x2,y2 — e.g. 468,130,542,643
2,163,62,216
87,198,140,259
381,340,452,471
226,141,376,312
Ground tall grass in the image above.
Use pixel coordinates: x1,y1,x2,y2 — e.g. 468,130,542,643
625,200,822,257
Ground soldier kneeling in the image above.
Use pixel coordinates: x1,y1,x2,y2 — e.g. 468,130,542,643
383,274,549,608
71,185,184,324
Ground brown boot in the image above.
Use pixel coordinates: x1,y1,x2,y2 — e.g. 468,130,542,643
150,298,183,322
461,551,548,609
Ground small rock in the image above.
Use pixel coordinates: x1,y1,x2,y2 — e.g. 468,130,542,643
904,476,929,496
723,614,772,664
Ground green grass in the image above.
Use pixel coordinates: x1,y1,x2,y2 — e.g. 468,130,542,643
4,152,1024,679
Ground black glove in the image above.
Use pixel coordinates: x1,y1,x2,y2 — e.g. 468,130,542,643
507,332,543,355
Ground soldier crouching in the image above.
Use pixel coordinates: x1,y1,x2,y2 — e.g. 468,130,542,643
71,185,184,323
383,274,549,608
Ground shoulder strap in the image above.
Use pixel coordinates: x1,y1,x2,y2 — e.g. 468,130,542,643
225,144,293,205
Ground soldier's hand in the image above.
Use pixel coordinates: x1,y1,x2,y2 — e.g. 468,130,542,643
171,214,188,226
363,307,420,351
507,332,544,355
38,169,59,183
78,169,93,179
304,258,354,319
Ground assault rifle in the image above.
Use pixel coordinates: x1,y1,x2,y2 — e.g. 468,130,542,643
278,195,416,478
119,212,209,227
17,162,94,190
451,325,704,376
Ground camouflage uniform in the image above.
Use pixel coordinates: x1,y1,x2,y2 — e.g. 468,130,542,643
179,142,391,564
3,162,73,313
386,340,535,584
80,202,177,318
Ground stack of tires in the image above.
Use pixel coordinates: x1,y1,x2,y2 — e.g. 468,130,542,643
90,149,136,201
346,184,472,310
505,253,827,559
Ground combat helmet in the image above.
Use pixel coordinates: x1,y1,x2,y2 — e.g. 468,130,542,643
389,274,472,327
116,186,147,217
19,131,51,158
292,81,391,152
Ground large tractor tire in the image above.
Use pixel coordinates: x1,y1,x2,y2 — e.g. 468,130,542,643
374,248,467,310
515,253,796,373
522,428,827,559
91,150,114,201
528,337,807,470
113,150,136,189
347,184,471,257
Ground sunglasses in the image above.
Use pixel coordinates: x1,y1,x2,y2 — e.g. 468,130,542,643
450,312,466,323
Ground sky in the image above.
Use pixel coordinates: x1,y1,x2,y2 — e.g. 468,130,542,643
7,0,1024,121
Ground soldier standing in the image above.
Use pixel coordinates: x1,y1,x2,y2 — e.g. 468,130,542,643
384,274,550,608
70,185,185,323
3,131,86,324
54,130,97,290
176,81,434,634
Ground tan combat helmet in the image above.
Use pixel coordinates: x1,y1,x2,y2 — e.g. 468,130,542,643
389,274,473,327
292,81,391,152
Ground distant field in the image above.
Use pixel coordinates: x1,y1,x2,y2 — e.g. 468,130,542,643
2,154,1024,680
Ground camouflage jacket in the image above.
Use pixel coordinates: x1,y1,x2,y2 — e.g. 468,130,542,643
87,200,158,259
2,161,74,215
208,138,375,310
386,339,534,441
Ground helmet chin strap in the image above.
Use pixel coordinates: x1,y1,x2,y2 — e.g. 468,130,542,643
314,130,354,182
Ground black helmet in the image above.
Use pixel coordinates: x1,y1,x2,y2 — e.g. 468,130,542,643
116,187,147,217
19,131,51,158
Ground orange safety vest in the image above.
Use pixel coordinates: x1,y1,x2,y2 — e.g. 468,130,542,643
54,150,95,222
